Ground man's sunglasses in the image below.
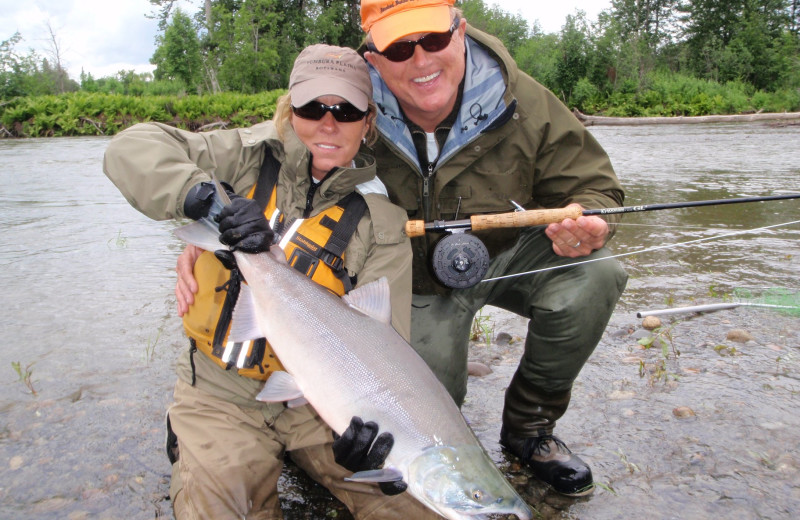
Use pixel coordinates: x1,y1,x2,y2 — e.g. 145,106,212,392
367,17,460,63
291,101,368,123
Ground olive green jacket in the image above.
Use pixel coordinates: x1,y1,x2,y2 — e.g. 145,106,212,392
104,121,413,402
368,25,624,294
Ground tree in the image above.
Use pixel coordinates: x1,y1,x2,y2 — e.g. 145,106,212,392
44,22,72,93
151,8,203,91
554,12,593,103
460,0,531,55
514,31,561,91
678,0,794,87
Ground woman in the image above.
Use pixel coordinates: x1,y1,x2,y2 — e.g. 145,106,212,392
104,44,440,520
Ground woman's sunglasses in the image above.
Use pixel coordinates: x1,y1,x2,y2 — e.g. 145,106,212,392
367,17,460,63
292,101,368,123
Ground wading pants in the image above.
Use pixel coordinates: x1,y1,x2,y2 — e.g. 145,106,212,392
168,378,443,520
410,228,627,436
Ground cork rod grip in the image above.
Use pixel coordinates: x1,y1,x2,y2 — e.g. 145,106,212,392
405,220,427,237
404,206,584,237
470,206,583,231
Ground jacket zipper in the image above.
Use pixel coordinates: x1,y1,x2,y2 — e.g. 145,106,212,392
422,162,434,221
304,182,319,218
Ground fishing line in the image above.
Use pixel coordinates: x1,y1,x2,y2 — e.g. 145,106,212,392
481,219,800,284
612,223,729,229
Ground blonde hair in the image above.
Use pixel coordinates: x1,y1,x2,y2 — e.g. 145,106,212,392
273,93,378,147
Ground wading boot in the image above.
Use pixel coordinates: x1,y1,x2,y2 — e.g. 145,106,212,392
499,427,593,496
501,371,593,496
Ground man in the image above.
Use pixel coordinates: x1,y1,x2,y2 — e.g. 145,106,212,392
359,0,628,497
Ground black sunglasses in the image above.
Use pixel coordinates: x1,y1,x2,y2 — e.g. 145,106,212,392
291,101,368,123
367,17,460,62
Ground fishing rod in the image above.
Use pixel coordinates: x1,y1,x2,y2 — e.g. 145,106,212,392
406,193,800,289
405,193,800,237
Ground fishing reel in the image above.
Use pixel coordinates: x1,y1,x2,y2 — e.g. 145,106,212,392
430,232,490,289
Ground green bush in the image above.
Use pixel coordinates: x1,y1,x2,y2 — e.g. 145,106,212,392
0,90,286,137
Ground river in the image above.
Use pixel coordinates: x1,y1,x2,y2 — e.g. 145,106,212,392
1,122,798,519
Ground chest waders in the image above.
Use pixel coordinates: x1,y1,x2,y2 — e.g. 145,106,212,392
182,148,367,381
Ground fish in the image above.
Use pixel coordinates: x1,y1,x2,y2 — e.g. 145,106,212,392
173,184,533,520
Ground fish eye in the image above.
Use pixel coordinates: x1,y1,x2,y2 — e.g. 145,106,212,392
472,489,484,502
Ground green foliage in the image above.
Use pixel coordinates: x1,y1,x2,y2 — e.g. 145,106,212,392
514,33,561,91
2,0,799,128
151,8,203,91
460,0,531,55
1,32,78,99
0,90,285,137
554,13,592,103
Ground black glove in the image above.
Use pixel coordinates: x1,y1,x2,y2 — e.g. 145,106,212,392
214,249,238,271
183,181,216,220
332,416,408,496
215,194,274,253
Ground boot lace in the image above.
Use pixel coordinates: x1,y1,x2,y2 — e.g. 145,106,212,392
521,433,572,461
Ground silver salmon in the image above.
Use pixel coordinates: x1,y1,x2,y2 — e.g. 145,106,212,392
174,188,532,520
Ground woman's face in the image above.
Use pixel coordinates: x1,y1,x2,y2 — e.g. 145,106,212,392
291,95,369,180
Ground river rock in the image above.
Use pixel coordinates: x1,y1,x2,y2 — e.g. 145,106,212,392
642,316,662,330
495,332,512,346
9,455,23,470
609,390,637,400
467,362,493,377
726,329,755,343
673,406,696,418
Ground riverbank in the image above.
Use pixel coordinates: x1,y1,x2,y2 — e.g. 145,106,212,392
574,110,800,126
468,301,799,519
2,86,799,138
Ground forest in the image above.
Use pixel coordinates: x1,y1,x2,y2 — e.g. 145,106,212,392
1,0,799,137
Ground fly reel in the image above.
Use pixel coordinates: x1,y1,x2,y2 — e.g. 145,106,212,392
431,233,490,289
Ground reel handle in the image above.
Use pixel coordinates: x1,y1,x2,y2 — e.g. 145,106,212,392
405,206,583,237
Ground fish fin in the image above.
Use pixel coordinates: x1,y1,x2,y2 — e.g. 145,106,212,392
173,220,225,252
286,397,309,408
255,371,304,403
269,244,288,264
228,284,264,342
341,277,392,325
345,468,404,483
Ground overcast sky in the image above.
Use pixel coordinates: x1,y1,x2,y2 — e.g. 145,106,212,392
1,0,611,81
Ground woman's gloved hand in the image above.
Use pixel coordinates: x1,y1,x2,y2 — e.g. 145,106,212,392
215,194,274,253
332,416,408,496
183,181,216,220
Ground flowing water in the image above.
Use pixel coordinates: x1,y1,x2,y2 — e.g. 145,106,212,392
1,122,798,519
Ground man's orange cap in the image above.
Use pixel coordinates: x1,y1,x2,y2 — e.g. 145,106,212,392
360,0,455,52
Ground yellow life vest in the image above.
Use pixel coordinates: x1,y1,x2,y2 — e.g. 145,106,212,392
182,149,367,380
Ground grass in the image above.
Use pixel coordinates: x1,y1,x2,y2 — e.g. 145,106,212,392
471,308,495,347
11,361,37,395
143,325,164,363
637,324,681,384
107,230,128,249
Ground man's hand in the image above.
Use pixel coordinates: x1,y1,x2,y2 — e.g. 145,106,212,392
333,416,408,496
176,245,202,317
545,203,609,258
215,195,274,253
